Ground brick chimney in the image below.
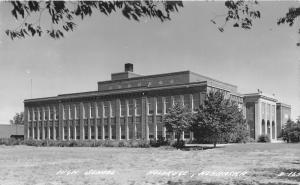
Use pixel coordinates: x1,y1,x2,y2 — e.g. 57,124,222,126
125,63,133,72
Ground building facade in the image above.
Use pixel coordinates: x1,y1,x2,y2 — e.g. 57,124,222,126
24,64,291,142
244,93,278,141
24,63,243,141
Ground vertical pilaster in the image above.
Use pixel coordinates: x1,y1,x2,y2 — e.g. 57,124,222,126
41,107,45,140
94,102,98,140
142,96,149,140
153,97,158,140
189,94,194,140
37,109,40,140
108,102,112,140
162,97,166,138
24,106,29,140
116,99,121,140
31,108,35,139
80,102,84,140
255,100,261,140
100,102,105,140
47,106,50,140
190,131,194,140
58,104,63,140
133,99,137,140
274,105,277,140
125,99,129,140
87,103,91,140
181,131,184,140
73,104,77,140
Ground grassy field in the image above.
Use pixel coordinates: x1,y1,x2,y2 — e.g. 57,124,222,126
0,143,299,185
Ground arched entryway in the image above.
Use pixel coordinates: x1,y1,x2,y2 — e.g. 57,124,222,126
262,119,265,134
267,121,271,137
272,121,275,139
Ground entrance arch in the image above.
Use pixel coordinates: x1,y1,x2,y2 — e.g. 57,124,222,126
261,119,265,134
267,121,271,137
272,121,275,139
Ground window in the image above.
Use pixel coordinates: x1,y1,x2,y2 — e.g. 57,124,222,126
192,93,200,111
120,100,126,116
55,106,59,120
97,102,102,118
174,95,181,105
70,105,74,120
44,108,48,120
156,97,163,114
136,99,142,115
63,105,68,120
128,99,134,116
183,94,190,109
91,103,95,118
34,109,38,121
75,105,80,119
29,110,32,121
84,103,89,118
111,101,116,117
165,96,172,113
39,109,42,120
147,97,154,115
50,107,54,120
104,101,109,117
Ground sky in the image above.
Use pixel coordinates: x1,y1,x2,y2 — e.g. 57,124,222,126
0,1,299,124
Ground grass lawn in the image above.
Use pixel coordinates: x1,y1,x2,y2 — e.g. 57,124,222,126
0,143,299,185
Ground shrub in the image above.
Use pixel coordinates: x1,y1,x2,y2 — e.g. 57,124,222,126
118,140,129,147
288,131,300,143
149,137,169,147
171,140,185,149
257,134,270,143
137,140,150,148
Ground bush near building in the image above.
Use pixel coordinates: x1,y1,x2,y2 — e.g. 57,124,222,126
257,134,270,142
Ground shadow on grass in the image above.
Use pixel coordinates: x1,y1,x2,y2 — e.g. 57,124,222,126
180,146,226,151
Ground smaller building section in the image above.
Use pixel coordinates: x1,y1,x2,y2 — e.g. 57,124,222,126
276,103,291,137
0,124,24,139
244,92,278,141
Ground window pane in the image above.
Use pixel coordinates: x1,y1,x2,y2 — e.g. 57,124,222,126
148,97,154,115
128,99,134,116
104,102,109,117
157,97,163,114
183,94,191,109
136,99,142,115
111,101,116,117
91,103,95,118
193,93,200,111
120,100,126,116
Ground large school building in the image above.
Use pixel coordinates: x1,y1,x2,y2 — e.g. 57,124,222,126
23,63,291,142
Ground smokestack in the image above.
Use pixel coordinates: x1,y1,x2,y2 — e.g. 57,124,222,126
125,63,133,72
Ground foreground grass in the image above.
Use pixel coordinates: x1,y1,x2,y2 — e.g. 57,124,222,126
0,143,299,185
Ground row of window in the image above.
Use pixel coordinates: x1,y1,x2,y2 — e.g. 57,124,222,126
28,94,202,121
28,121,191,140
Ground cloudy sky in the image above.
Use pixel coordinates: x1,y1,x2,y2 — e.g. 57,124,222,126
0,1,299,123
